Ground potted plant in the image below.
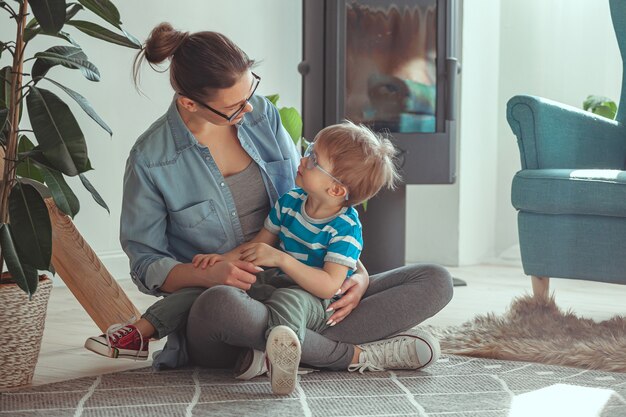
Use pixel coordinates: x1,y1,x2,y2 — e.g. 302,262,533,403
0,0,139,389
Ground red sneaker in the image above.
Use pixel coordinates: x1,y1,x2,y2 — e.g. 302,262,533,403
84,323,149,360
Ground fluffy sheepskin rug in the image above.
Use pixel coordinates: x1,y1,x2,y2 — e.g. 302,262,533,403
427,295,626,372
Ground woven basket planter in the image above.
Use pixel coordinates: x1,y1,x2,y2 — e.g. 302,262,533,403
0,275,52,389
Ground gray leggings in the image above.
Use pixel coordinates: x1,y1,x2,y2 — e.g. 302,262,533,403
186,263,453,371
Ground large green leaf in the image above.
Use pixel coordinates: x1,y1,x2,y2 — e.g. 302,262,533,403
25,3,83,42
79,173,109,213
19,178,52,199
0,108,7,132
67,20,141,49
55,30,81,47
0,108,7,145
23,146,93,175
8,182,52,271
278,107,303,145
18,146,55,170
44,77,111,135
25,13,40,30
29,0,67,34
16,135,45,183
38,166,80,218
0,65,11,109
26,86,89,176
31,45,100,82
26,29,81,47
121,27,141,47
77,0,120,28
0,223,39,296
64,2,83,20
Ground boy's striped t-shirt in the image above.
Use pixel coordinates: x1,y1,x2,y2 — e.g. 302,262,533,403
264,188,362,276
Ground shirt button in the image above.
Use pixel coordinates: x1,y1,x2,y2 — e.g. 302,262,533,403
220,182,225,187
231,211,236,217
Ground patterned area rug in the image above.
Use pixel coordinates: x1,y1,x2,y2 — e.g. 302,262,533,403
2,355,626,417
428,295,626,373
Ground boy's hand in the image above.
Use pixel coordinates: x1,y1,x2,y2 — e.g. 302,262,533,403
239,242,284,267
192,253,226,269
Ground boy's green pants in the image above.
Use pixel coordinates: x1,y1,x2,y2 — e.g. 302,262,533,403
249,268,333,342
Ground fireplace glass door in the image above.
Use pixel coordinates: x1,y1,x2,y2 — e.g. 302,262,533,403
344,0,438,133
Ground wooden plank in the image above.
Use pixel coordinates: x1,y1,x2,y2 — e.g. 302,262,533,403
45,198,140,332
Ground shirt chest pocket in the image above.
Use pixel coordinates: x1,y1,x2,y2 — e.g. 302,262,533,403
264,159,295,196
167,200,227,252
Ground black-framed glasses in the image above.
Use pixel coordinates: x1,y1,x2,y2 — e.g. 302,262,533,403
195,72,261,122
303,142,350,201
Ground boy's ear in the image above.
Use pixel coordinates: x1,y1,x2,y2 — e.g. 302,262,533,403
329,184,348,200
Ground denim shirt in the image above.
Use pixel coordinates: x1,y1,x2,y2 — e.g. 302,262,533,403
120,94,300,368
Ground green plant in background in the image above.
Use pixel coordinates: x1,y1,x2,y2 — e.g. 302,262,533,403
265,94,304,149
0,0,140,297
583,95,618,120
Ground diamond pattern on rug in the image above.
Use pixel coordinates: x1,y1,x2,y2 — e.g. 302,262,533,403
2,355,626,417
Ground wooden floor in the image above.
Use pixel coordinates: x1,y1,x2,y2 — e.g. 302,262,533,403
32,264,626,386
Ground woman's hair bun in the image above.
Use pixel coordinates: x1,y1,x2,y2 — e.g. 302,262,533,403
143,22,189,64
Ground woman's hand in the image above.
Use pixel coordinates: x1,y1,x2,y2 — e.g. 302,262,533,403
239,242,285,267
163,260,262,293
192,253,225,269
208,260,262,290
325,273,368,326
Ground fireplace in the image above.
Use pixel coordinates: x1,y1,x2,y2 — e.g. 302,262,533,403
299,0,462,272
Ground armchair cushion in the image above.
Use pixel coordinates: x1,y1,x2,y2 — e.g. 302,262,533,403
512,169,626,218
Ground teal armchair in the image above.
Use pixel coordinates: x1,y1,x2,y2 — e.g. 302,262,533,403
507,0,626,297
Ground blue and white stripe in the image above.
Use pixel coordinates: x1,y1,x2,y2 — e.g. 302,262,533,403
265,188,362,276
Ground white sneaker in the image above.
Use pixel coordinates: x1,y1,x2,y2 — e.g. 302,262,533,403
266,326,301,395
348,328,440,373
234,349,268,380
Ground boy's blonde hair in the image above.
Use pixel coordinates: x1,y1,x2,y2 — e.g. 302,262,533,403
314,121,401,206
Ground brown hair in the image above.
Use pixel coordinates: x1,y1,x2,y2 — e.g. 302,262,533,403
133,22,255,101
315,121,401,206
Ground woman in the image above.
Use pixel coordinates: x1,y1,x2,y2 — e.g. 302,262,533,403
120,22,453,375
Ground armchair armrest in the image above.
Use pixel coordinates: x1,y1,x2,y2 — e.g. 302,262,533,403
507,95,626,170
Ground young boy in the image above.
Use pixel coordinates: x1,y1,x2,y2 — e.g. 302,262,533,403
86,122,434,395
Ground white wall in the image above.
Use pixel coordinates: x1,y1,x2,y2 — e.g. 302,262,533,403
0,1,302,282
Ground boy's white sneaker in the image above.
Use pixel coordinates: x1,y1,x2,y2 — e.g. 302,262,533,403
266,326,301,395
348,328,440,373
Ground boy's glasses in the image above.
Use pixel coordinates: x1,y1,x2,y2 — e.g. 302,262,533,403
195,72,261,122
303,142,349,200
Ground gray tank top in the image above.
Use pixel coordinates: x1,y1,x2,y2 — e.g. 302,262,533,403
225,162,270,242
